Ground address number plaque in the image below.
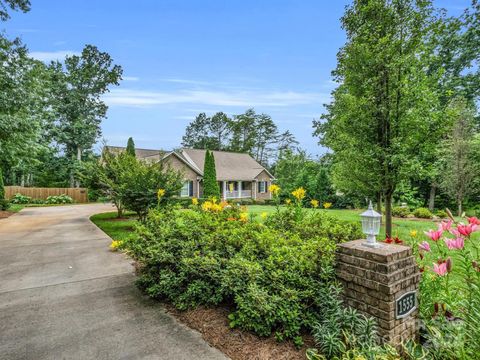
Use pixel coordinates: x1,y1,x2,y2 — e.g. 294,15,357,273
395,291,417,319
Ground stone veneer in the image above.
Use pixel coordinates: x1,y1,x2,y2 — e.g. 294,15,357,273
335,239,421,346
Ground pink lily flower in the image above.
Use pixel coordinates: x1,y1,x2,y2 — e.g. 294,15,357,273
456,223,478,237
425,228,443,241
419,241,431,252
444,237,464,250
440,220,452,231
467,217,480,226
433,262,448,276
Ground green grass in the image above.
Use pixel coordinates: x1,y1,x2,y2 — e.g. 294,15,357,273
8,204,24,212
90,211,138,242
89,206,479,246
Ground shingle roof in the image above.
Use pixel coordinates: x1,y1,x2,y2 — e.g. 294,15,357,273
103,146,273,181
104,146,166,159
181,148,272,181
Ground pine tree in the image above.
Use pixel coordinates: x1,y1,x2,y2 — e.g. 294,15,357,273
126,137,136,156
202,150,220,199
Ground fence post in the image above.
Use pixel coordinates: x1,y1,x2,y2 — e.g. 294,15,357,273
335,239,420,347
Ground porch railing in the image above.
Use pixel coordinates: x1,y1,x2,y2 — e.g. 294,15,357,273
225,190,252,199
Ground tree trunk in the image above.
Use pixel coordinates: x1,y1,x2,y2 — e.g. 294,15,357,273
385,193,393,238
376,192,383,225
457,199,463,217
428,184,436,211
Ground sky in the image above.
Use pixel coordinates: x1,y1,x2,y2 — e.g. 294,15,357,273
5,0,470,156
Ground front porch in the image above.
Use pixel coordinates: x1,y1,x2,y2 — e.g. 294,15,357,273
220,181,253,200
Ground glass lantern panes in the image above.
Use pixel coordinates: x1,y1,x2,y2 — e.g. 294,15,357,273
360,201,382,247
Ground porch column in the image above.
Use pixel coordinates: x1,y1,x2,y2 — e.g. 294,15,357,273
253,180,257,200
196,179,200,198
223,181,227,201
237,181,242,198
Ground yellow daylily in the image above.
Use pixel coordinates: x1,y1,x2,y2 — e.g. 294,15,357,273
239,212,248,222
310,199,319,208
410,230,418,238
110,240,121,251
192,197,199,206
285,198,292,205
291,187,306,201
268,184,280,196
260,212,268,219
323,202,332,209
157,188,166,200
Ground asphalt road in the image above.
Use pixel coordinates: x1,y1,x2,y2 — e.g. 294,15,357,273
0,204,227,360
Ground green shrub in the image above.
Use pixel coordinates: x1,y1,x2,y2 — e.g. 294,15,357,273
123,205,362,341
0,167,8,211
392,206,410,218
413,207,433,219
10,193,32,204
435,209,448,219
45,194,74,204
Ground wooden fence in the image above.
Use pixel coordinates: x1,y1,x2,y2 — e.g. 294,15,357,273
4,186,89,203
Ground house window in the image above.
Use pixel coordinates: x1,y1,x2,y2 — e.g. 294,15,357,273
180,180,193,197
258,181,268,193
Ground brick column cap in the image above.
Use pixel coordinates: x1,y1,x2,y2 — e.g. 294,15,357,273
338,239,412,263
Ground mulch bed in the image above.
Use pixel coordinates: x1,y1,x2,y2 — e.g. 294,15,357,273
0,211,15,219
165,304,314,360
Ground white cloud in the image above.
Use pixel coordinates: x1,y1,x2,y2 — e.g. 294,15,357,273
162,78,211,85
104,88,330,108
30,50,80,62
123,76,140,81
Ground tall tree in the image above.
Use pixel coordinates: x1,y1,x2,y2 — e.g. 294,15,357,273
182,112,232,150
202,150,220,199
126,137,136,156
314,0,442,237
437,98,480,215
50,45,122,187
0,0,30,21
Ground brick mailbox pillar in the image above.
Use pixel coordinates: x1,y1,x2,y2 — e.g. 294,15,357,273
336,239,421,346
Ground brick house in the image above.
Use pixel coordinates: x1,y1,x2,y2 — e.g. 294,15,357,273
104,147,275,201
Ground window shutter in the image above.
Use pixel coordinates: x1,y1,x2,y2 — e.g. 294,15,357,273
189,181,194,197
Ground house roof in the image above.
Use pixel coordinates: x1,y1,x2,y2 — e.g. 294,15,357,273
103,146,274,181
103,146,166,159
181,148,273,181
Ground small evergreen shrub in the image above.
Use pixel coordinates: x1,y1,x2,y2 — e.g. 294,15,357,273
413,207,433,219
392,206,411,218
45,194,74,204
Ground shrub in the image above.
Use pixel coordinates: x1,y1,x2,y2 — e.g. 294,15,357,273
413,207,433,219
10,193,32,204
392,206,411,218
0,167,8,211
45,194,74,204
123,204,362,341
435,209,448,219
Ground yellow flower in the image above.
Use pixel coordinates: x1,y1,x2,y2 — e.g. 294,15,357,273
410,230,418,238
192,197,199,206
157,188,166,200
239,212,248,222
310,199,319,208
261,212,268,219
291,187,306,201
211,203,223,212
285,199,292,205
202,201,212,212
268,184,280,196
323,202,332,209
109,240,121,251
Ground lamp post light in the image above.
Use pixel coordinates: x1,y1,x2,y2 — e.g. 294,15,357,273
361,201,383,248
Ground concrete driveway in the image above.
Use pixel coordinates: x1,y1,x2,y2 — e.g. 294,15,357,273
0,204,227,360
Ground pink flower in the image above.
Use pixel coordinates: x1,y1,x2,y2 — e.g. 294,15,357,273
419,241,431,252
467,217,480,226
425,228,443,241
433,262,448,276
440,220,453,231
456,223,478,237
444,237,464,250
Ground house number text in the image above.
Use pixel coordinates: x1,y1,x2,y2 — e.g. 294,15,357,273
395,291,417,319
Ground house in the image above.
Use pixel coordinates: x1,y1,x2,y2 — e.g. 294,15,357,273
104,146,275,201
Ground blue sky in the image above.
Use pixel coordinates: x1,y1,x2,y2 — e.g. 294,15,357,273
5,0,470,155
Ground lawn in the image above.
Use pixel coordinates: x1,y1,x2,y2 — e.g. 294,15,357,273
90,211,138,242
8,204,24,212
91,205,479,246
